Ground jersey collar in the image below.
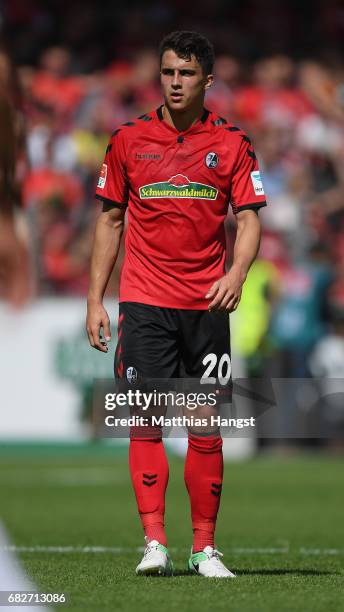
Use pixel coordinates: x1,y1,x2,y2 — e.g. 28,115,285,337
156,105,210,134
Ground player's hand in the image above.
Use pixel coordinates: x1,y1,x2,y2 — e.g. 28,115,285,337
205,267,245,312
86,301,111,352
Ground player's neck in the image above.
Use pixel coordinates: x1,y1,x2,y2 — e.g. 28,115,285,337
162,102,205,132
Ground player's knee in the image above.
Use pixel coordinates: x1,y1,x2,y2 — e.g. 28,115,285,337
130,426,162,440
188,433,223,453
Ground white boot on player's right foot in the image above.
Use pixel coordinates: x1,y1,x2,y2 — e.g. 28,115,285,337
136,537,173,576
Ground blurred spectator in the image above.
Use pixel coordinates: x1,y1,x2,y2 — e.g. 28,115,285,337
298,60,344,124
31,47,85,120
269,243,333,377
205,54,241,119
233,55,313,128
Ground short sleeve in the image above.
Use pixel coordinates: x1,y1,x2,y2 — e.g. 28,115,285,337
230,136,267,214
95,130,128,207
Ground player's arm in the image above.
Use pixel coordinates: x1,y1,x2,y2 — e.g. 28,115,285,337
206,209,261,312
207,132,266,312
87,127,128,351
86,205,125,352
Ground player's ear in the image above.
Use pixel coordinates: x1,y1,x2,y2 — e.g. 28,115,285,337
204,74,214,91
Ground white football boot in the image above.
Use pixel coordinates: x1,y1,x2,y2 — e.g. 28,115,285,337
136,537,173,576
188,546,236,578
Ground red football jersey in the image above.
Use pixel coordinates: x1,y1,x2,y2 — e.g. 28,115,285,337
95,107,267,309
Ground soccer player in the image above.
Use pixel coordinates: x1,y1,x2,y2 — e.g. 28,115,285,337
87,31,266,578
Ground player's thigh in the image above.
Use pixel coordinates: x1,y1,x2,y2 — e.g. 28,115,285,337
115,302,179,380
179,310,231,434
179,310,231,384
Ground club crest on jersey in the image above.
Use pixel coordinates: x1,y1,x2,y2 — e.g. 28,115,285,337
139,174,218,200
97,163,107,189
205,152,219,168
126,367,138,384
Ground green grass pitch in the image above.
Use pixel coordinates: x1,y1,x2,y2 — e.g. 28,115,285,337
0,446,343,611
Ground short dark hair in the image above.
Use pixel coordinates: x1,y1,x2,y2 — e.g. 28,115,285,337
159,31,215,75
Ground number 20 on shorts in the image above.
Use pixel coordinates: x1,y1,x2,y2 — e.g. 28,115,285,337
201,353,231,385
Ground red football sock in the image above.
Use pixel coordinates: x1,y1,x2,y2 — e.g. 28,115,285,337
184,434,223,552
129,427,169,546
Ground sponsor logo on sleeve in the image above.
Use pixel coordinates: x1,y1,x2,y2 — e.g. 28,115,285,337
98,163,108,189
139,174,218,200
250,171,264,196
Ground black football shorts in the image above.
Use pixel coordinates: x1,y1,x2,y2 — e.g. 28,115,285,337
115,302,231,389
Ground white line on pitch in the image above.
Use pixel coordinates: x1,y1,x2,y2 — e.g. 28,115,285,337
2,546,343,555
232,547,289,554
0,468,126,486
299,547,343,556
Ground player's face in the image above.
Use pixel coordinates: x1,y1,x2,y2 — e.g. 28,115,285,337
160,50,213,112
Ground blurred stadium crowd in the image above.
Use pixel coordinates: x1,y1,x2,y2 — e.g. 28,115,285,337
1,0,344,385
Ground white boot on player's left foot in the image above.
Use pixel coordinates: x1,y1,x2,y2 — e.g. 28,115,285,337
188,546,236,578
136,537,173,576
